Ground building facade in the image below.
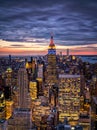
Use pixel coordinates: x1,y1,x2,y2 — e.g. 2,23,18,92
46,35,57,84
58,74,81,124
17,67,30,108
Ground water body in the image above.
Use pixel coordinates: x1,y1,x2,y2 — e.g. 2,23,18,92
80,56,97,64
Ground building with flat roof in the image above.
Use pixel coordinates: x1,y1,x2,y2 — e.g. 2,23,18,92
7,108,32,130
58,74,81,124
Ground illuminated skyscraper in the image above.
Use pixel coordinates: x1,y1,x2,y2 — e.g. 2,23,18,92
67,49,69,56
17,67,30,108
5,67,12,87
5,67,12,105
46,35,57,84
25,57,37,80
58,74,81,124
46,35,58,107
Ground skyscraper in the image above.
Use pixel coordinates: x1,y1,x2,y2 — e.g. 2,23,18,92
5,67,12,87
46,35,57,84
17,67,30,108
67,49,69,56
46,35,58,107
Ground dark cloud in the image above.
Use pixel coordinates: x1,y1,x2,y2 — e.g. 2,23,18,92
0,0,97,46
10,44,25,47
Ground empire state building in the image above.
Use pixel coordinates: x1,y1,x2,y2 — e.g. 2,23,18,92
46,35,57,84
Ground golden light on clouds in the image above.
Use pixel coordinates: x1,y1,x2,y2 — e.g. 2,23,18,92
0,39,97,55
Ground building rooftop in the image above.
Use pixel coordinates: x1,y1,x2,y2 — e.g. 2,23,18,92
59,74,80,78
6,67,12,72
14,108,31,112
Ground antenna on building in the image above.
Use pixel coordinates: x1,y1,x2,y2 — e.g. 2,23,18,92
50,32,54,45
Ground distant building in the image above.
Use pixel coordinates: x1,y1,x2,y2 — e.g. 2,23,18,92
9,55,11,65
67,49,69,56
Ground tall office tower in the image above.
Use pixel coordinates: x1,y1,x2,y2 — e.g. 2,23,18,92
7,108,33,130
67,49,69,56
4,68,13,120
17,67,30,108
9,55,11,65
25,57,37,80
37,78,44,96
5,67,12,87
37,63,43,79
46,35,58,107
32,57,37,75
0,91,6,119
46,35,57,84
58,74,81,125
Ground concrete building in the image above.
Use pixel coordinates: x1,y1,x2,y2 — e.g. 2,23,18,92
17,67,31,108
8,108,32,130
37,64,43,79
5,67,12,87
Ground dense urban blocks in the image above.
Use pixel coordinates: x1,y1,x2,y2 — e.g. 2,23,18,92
0,36,97,130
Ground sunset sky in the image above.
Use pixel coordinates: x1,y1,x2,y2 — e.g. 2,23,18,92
0,0,97,55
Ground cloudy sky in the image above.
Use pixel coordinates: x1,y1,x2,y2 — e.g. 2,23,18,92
0,0,97,55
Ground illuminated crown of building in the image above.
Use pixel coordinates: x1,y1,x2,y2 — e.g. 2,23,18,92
48,35,56,54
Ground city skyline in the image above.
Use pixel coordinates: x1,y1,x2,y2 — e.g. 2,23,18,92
0,0,97,55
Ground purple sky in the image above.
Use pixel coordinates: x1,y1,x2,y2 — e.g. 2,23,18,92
0,0,97,55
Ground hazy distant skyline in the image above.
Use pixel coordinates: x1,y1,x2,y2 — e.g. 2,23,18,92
0,0,97,55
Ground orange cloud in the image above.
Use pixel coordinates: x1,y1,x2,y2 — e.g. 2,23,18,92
0,40,97,55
